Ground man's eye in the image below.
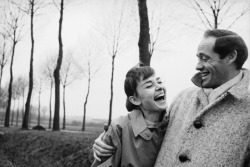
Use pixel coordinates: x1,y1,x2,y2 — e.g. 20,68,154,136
198,57,208,62
157,81,162,84
202,58,208,61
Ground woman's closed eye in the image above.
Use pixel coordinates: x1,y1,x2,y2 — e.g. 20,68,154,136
146,84,153,88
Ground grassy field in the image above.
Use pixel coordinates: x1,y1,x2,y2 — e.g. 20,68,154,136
0,126,103,167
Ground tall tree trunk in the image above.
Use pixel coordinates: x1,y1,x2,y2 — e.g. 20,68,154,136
16,98,20,126
4,39,17,127
138,0,150,66
49,81,53,129
38,91,41,126
214,15,218,29
62,85,66,130
22,0,34,129
22,91,25,118
108,55,115,125
53,0,64,131
82,65,91,131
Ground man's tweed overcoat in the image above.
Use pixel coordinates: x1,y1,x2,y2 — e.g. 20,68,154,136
155,69,250,167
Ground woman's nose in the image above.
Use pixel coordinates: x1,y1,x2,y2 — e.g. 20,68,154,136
156,83,163,90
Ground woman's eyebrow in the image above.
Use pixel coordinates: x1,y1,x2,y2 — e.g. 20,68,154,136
141,80,153,86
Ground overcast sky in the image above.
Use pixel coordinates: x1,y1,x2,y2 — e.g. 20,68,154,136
1,0,250,122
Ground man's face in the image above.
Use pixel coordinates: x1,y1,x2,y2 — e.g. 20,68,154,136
196,37,230,89
135,75,167,113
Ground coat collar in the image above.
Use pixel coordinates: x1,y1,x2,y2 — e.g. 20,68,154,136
129,109,148,138
191,69,250,123
227,69,250,99
192,68,250,100
129,109,168,140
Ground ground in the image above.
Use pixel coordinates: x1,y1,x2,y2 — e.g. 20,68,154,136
0,126,101,167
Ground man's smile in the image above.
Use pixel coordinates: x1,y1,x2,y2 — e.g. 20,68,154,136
200,71,210,80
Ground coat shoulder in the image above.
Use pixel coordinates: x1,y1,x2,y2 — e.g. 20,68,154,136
111,115,130,129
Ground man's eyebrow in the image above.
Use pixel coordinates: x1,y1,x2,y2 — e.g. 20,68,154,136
156,77,161,80
197,53,208,58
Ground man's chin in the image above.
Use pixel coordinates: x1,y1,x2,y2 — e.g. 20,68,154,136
201,82,214,89
201,79,210,88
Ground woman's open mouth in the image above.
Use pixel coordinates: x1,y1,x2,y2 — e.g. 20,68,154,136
154,93,165,102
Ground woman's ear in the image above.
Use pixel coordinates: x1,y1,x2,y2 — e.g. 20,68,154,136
129,96,141,106
227,50,237,65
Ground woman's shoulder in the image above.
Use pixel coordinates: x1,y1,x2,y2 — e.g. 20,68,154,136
111,114,130,129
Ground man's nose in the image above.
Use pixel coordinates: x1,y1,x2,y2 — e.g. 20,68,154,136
196,61,204,71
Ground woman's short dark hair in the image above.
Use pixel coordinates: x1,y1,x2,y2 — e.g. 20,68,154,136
124,63,155,111
204,29,248,69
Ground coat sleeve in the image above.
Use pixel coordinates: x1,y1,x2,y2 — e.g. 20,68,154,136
91,123,122,167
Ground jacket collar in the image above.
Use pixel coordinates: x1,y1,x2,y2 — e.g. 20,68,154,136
129,109,148,137
129,109,168,139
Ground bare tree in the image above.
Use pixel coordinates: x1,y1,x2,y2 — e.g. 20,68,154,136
43,55,57,129
0,31,10,124
0,32,10,95
60,51,80,130
77,36,102,131
183,0,250,29
22,0,48,130
4,0,24,127
34,75,44,126
103,0,133,125
147,0,177,57
132,0,177,62
53,0,65,131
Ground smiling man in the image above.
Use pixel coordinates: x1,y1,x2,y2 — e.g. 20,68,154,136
155,29,250,167
92,29,250,167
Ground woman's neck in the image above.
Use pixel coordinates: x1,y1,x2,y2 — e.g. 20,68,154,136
140,109,162,123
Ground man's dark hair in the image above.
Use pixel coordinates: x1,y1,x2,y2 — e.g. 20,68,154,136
204,29,248,69
124,63,155,111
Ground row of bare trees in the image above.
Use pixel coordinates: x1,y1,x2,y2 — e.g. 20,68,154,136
0,0,249,131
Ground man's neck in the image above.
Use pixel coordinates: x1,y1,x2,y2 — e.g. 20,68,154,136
226,69,241,85
211,69,241,89
205,70,243,103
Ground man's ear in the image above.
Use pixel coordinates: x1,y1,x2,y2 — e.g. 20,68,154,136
226,50,237,65
128,96,141,106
